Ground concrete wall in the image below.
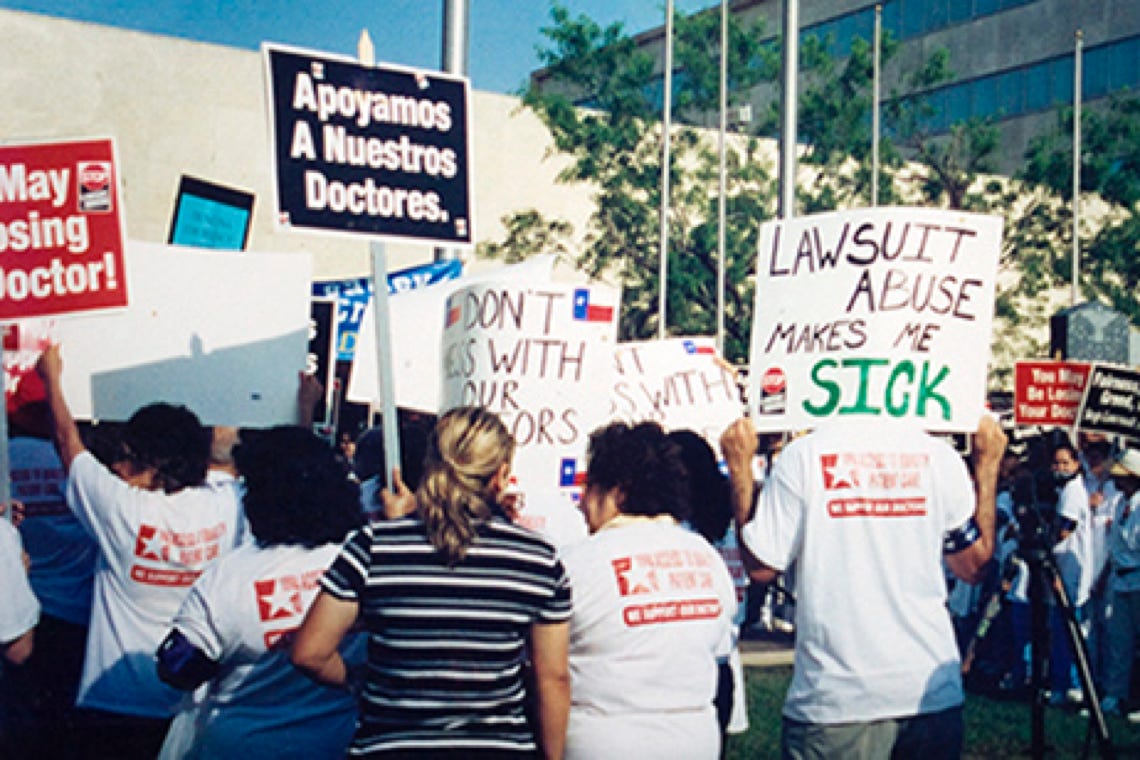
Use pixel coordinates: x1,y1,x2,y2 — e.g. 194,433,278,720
0,9,594,279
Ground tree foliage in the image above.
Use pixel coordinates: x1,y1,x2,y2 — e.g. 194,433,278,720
486,2,777,362
479,3,1135,382
1020,95,1140,323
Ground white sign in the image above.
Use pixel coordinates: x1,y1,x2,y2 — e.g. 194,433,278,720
610,337,743,447
347,255,557,413
748,206,1002,433
54,241,312,426
440,281,620,547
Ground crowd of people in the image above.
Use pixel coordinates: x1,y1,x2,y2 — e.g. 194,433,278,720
4,340,1140,759
947,429,1140,721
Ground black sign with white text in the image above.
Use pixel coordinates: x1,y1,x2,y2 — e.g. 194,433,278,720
1076,363,1140,439
264,44,472,246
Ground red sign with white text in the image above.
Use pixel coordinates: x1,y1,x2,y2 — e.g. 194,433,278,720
1014,360,1091,427
0,138,128,320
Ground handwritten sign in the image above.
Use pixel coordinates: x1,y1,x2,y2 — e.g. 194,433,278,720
1014,360,1091,427
0,138,127,320
748,206,1002,433
1076,364,1140,439
610,337,741,446
346,255,556,413
440,281,619,547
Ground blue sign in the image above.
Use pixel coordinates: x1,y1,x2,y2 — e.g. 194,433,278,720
314,258,462,361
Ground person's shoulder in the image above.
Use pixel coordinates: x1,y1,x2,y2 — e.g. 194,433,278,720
486,518,559,554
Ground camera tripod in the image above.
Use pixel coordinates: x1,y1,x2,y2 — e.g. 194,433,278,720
966,536,1115,759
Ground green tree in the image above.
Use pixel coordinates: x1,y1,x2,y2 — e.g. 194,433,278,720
479,3,776,362
1020,95,1140,323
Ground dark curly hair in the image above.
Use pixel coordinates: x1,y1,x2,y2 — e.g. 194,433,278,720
120,403,211,494
234,426,363,547
668,429,731,543
586,421,689,521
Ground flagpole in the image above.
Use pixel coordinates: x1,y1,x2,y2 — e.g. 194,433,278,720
658,0,674,339
716,0,727,354
779,0,799,220
436,0,467,264
1071,29,1082,306
871,4,881,207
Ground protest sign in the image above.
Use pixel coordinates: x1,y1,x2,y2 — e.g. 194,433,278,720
263,43,472,247
167,175,255,251
347,255,557,413
748,206,1002,433
1076,363,1140,440
307,297,338,422
313,258,462,361
610,337,742,446
440,281,619,547
54,241,311,426
0,138,127,320
1014,360,1091,427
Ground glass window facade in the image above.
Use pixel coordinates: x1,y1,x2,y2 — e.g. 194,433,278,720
905,35,1139,131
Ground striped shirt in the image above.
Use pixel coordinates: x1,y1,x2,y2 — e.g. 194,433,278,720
321,515,572,757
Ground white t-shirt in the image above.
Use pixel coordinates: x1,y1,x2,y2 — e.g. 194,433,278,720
165,541,360,759
742,420,974,724
11,436,97,625
0,519,39,646
1054,474,1093,606
1085,472,1117,588
561,516,736,760
67,451,246,717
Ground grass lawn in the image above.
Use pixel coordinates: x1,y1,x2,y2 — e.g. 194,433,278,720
725,666,1140,759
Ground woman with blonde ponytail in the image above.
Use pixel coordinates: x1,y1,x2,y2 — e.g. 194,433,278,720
293,406,573,759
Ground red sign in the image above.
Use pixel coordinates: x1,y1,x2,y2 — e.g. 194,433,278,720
1014,360,1091,427
0,138,128,320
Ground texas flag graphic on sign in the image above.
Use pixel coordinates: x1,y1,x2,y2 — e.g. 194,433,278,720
572,288,614,323
445,294,461,327
255,576,303,622
682,339,715,356
559,457,586,488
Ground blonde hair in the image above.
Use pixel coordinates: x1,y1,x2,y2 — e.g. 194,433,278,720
418,406,515,565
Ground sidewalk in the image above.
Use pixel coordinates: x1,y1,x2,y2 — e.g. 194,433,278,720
739,625,794,667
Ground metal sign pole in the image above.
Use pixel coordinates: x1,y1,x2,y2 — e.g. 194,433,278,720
369,242,401,489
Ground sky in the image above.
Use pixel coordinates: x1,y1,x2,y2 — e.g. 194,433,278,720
1,0,717,94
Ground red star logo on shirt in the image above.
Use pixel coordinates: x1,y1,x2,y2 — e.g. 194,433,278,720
821,454,860,490
134,524,169,561
612,557,660,596
255,577,303,622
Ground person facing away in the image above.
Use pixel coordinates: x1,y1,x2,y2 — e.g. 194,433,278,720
721,414,1006,759
291,405,572,759
562,421,737,760
155,425,365,759
0,370,98,760
35,345,246,759
1100,448,1140,717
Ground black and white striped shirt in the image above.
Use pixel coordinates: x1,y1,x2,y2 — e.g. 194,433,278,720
321,515,572,757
